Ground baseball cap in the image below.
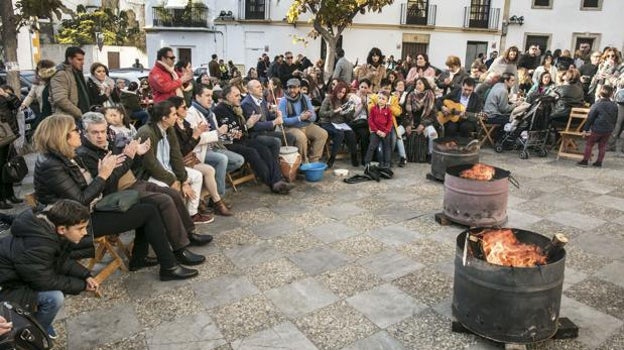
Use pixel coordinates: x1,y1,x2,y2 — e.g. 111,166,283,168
286,78,300,87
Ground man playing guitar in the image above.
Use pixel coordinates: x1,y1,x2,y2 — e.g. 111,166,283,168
436,77,483,138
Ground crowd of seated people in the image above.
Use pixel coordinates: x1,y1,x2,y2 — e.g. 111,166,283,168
0,42,623,344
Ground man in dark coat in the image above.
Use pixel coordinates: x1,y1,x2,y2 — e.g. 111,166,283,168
0,199,95,338
75,112,210,266
437,77,483,138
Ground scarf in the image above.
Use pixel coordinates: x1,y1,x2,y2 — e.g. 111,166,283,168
407,90,436,125
191,100,216,129
74,70,91,113
284,93,309,118
92,75,116,107
156,61,184,98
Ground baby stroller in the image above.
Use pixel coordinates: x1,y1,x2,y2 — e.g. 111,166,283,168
494,93,558,159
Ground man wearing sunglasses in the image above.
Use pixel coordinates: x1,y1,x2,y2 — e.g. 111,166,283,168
148,47,194,103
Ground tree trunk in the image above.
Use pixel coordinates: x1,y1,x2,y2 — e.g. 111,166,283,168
0,0,21,93
323,35,338,82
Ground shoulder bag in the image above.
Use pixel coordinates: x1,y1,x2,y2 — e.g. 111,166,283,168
94,189,140,213
2,145,28,183
0,301,51,350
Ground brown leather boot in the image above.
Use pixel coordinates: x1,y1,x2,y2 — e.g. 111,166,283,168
213,200,233,216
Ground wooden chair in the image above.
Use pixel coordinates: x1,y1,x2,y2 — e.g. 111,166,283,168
556,107,590,160
24,193,130,297
226,162,256,192
477,117,499,148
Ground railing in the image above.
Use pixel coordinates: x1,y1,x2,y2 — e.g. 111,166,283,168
238,0,270,20
400,2,437,26
152,5,209,28
463,5,500,30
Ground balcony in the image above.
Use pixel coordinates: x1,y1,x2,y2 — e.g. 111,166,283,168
152,5,209,28
463,5,500,30
400,1,436,26
238,0,270,20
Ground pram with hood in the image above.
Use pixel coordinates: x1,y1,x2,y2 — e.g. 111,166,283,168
494,92,558,159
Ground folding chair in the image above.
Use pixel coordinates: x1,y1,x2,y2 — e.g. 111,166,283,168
226,162,256,192
478,117,499,147
556,107,590,160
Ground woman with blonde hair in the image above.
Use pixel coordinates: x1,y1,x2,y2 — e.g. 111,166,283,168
33,114,199,281
589,47,623,100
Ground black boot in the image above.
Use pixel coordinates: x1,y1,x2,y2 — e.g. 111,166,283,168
159,265,199,281
174,248,206,265
188,233,213,246
327,155,336,168
398,157,407,167
129,256,159,271
351,153,359,167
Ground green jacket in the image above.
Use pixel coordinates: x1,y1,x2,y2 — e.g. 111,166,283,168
135,122,187,185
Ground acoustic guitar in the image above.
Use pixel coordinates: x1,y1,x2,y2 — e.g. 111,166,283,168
437,99,484,125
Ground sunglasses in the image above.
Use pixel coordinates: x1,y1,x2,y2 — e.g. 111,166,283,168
166,56,176,60
286,56,293,59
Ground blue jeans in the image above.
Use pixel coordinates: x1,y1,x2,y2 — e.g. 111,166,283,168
205,149,245,196
34,290,64,331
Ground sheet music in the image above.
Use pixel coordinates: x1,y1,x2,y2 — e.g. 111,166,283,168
332,123,352,131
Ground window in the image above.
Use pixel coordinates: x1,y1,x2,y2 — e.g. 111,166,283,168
524,34,551,54
467,0,491,29
532,0,552,8
405,0,428,25
581,0,602,10
465,41,488,72
245,0,266,20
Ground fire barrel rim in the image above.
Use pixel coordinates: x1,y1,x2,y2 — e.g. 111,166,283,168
452,227,566,344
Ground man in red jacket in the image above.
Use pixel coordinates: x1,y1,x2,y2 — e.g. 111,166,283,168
148,47,194,103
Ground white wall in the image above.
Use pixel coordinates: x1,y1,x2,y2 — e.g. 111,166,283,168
506,0,623,52
39,44,148,70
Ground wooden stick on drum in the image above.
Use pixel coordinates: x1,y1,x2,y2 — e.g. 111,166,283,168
269,86,289,147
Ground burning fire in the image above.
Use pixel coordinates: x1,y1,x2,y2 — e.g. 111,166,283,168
438,140,458,151
480,229,547,267
460,163,495,181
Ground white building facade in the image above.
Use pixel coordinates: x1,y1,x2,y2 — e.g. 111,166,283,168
145,0,507,72
504,0,621,54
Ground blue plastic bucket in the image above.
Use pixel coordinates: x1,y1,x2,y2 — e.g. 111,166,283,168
299,162,327,182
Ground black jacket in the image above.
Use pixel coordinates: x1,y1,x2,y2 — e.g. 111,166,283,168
76,138,136,195
0,209,90,312
34,151,106,206
0,93,21,134
438,87,483,114
86,78,120,107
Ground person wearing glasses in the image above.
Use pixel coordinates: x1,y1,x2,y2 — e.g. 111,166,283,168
590,48,623,101
148,47,194,103
278,51,301,86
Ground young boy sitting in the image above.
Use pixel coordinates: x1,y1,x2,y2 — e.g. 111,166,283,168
0,199,98,340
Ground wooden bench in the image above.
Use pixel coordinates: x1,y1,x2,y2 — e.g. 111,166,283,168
226,163,256,192
24,193,130,297
556,107,590,160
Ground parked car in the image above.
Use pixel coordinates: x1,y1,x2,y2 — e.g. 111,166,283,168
0,70,37,98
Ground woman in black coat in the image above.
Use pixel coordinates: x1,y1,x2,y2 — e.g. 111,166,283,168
33,114,198,281
0,85,22,209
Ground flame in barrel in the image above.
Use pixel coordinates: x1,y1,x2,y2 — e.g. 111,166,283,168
480,229,547,267
459,163,496,181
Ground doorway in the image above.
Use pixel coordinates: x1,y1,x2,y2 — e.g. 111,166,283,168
465,41,488,70
107,52,120,69
178,48,192,65
401,42,428,61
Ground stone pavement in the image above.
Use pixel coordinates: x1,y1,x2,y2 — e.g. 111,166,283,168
7,149,624,350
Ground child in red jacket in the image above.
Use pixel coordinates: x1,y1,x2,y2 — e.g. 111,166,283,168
364,91,393,167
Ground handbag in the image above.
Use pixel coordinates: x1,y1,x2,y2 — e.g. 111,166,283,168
2,146,28,183
0,122,17,148
183,152,201,167
94,190,140,213
0,301,51,350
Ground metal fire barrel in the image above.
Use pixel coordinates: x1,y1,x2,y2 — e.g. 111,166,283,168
452,228,566,344
431,137,480,181
443,164,510,226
